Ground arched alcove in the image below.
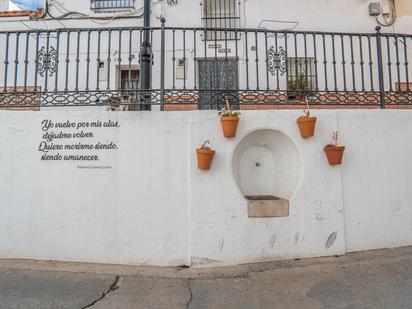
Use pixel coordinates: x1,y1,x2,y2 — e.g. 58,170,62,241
232,129,301,217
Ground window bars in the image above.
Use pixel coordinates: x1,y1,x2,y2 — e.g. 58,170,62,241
287,58,317,91
202,0,240,40
91,0,135,11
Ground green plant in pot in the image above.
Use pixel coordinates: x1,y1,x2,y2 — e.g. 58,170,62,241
288,74,310,101
324,131,346,165
219,100,241,138
296,98,317,138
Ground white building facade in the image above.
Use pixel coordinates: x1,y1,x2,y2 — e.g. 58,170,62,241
0,0,411,109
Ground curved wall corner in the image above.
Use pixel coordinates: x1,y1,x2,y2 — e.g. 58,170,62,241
232,129,301,201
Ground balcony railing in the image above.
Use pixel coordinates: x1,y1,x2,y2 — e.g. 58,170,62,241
0,22,411,109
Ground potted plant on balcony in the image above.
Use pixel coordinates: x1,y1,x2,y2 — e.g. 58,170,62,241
288,74,309,102
219,100,240,138
324,131,345,165
296,98,317,138
196,140,215,171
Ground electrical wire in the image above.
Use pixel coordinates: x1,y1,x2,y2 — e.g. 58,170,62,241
0,0,162,27
28,0,146,26
376,0,397,27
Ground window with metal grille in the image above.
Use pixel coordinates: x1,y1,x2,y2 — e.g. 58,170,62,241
287,58,317,93
91,0,135,11
202,0,239,40
120,70,139,90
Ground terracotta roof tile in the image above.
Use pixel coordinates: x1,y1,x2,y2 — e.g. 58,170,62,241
0,8,44,18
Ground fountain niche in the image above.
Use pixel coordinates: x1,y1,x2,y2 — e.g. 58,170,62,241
232,129,301,218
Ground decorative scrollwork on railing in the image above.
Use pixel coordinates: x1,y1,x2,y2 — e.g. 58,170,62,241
36,46,57,77
267,46,287,76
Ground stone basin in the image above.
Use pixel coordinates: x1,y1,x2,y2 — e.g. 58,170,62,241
245,195,289,218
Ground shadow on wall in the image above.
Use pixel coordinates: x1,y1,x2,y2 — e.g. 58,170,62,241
232,129,301,217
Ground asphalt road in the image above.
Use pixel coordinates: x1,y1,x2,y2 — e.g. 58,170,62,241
0,247,412,309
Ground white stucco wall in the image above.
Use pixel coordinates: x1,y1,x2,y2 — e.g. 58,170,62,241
1,0,410,32
0,111,191,266
190,111,346,265
1,109,411,266
0,0,7,12
338,110,412,252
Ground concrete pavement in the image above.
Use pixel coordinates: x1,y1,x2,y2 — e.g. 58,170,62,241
0,247,412,308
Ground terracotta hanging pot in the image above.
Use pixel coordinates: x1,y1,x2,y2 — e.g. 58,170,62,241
219,100,241,138
297,116,317,138
324,145,345,165
196,142,215,170
220,115,240,138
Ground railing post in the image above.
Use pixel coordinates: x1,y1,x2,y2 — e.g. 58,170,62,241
375,26,386,109
139,0,152,111
160,17,166,111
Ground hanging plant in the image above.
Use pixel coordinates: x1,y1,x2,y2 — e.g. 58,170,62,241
297,99,317,138
196,140,215,171
219,100,240,138
324,131,346,165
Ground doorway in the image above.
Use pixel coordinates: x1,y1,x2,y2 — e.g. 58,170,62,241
198,59,239,110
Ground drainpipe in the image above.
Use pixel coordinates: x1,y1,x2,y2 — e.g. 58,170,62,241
139,0,152,111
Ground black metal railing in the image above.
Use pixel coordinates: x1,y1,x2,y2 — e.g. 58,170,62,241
0,22,411,109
